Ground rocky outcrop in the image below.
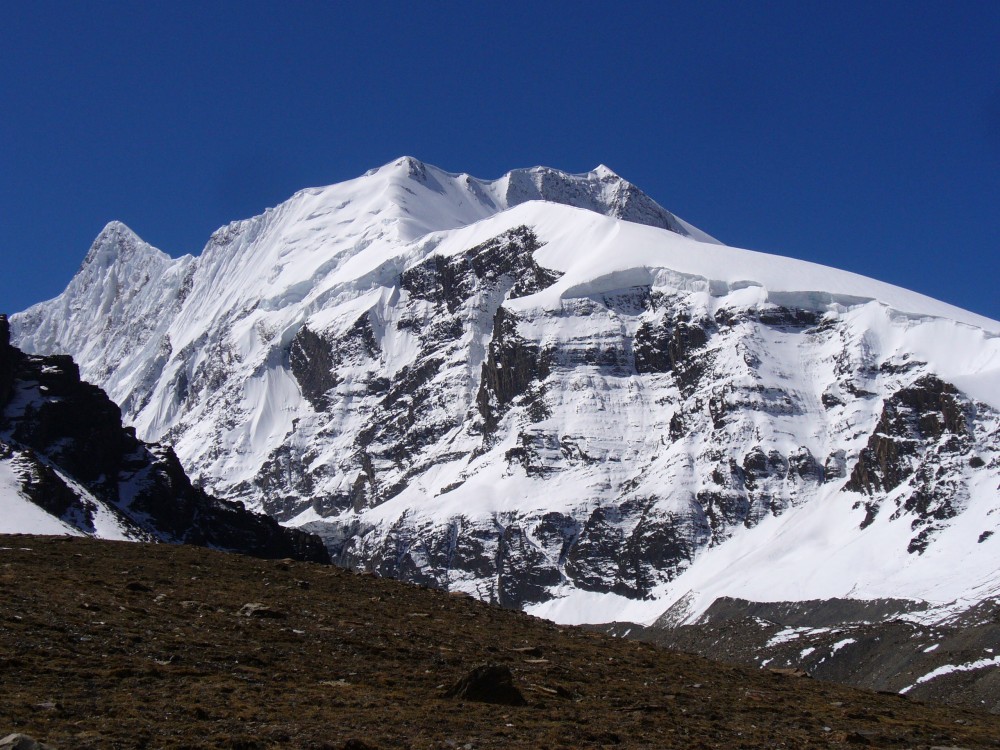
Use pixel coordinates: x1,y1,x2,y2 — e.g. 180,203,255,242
336,514,568,607
289,314,379,412
0,332,328,563
258,226,563,519
496,523,562,608
633,309,712,395
289,325,339,411
566,500,708,598
845,375,982,552
400,225,558,308
846,375,968,497
477,307,550,436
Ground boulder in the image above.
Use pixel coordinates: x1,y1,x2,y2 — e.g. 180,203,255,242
444,664,526,706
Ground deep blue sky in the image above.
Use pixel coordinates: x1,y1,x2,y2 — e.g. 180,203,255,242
2,2,998,320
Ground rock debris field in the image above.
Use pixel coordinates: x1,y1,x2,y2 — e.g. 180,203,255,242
1,535,999,749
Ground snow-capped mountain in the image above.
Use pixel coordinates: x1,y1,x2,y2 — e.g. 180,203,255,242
0,314,328,561
10,157,1000,628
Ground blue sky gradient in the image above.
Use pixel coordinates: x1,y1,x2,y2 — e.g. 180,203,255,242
2,1,998,319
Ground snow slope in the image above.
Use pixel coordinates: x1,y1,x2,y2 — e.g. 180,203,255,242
11,157,1000,625
0,459,81,536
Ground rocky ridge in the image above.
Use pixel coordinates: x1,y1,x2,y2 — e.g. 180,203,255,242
0,314,328,562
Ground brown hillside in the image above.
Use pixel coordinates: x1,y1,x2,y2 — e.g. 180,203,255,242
1,535,998,749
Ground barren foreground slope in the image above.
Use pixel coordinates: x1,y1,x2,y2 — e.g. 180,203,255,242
1,535,998,749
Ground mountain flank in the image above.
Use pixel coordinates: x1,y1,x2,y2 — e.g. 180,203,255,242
2,534,1000,749
11,157,999,625
0,315,327,563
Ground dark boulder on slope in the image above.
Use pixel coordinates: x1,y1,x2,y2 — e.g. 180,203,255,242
444,663,527,706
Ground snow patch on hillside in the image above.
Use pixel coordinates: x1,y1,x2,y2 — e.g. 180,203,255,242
0,460,80,536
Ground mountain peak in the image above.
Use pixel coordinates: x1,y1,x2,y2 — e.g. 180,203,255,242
355,158,697,236
391,155,429,179
94,219,142,247
367,155,432,181
82,220,148,271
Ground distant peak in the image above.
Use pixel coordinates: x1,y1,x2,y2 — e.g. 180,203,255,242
82,221,154,271
96,220,140,241
592,164,620,179
371,155,431,180
393,155,424,169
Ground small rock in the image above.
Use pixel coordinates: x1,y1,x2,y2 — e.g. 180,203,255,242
444,664,527,706
125,581,151,592
238,603,286,619
0,734,56,750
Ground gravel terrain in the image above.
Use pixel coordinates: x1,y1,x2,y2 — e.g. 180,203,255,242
2,535,999,749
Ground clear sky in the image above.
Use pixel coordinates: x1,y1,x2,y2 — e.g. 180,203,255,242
2,1,998,320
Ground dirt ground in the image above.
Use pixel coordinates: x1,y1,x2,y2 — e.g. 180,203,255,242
1,534,998,749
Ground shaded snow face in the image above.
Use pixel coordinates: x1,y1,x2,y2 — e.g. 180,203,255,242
10,157,1000,620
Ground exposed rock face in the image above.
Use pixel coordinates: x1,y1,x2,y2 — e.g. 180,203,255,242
845,375,985,553
249,226,565,524
847,376,968,497
477,305,551,436
289,325,339,411
564,501,706,598
0,327,328,562
632,307,712,394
